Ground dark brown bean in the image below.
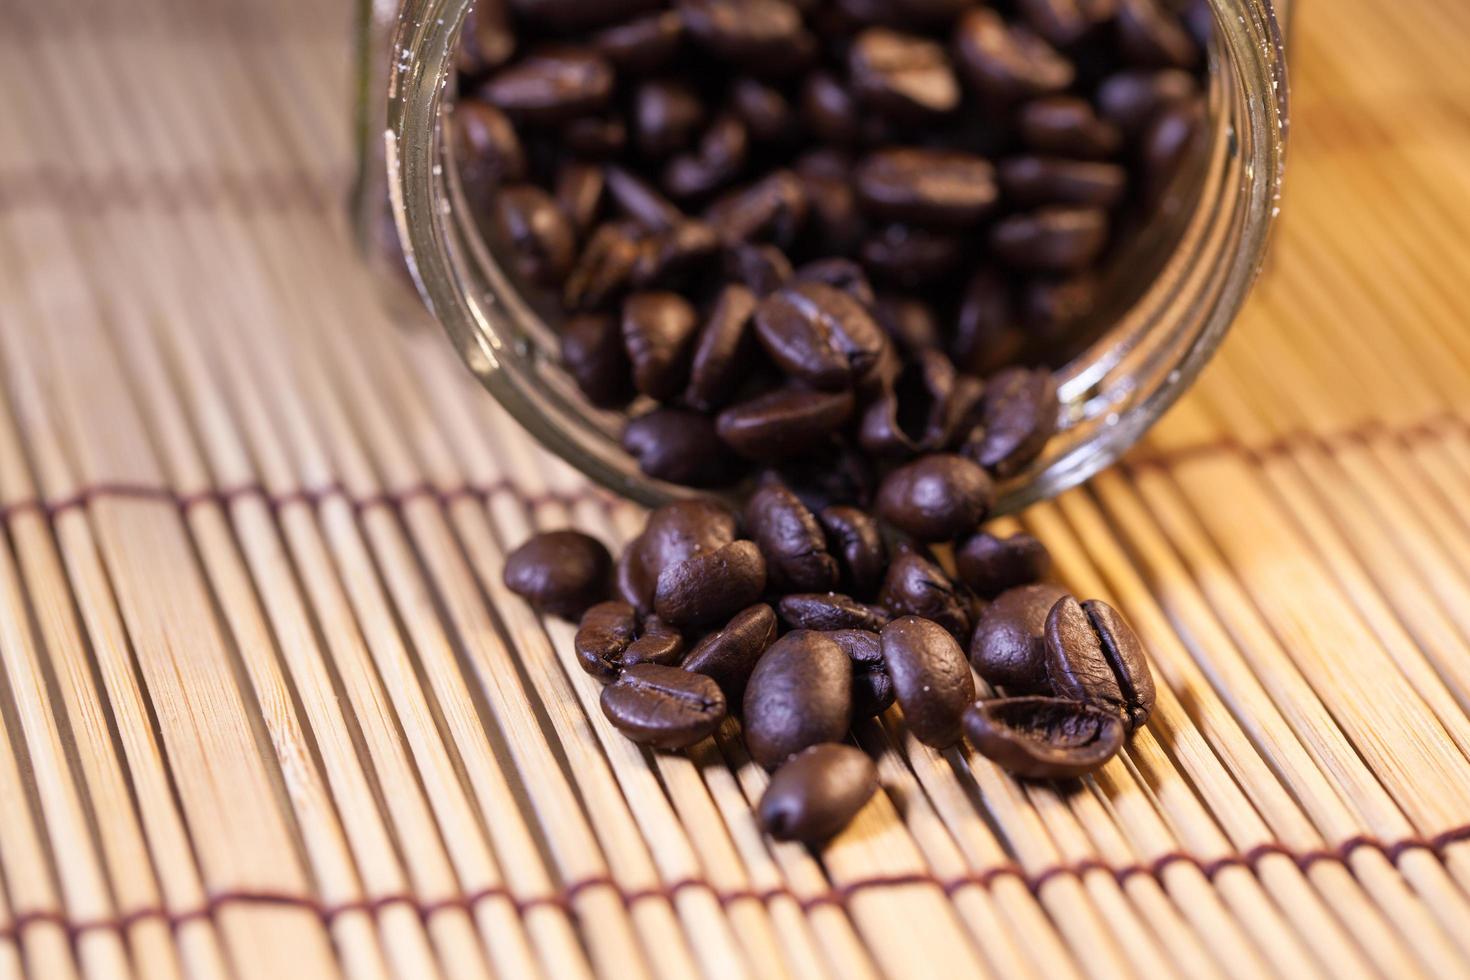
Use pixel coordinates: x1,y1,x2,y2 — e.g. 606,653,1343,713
494,184,577,286
880,615,975,746
563,221,641,310
744,483,841,593
778,593,891,632
873,294,942,355
634,79,706,157
848,28,961,117
876,453,994,541
795,150,866,255
1045,597,1155,731
855,148,996,229
990,206,1109,272
731,78,798,143
682,603,779,702
964,366,1059,477
954,531,1052,598
969,583,1069,690
1096,68,1198,136
453,100,527,186
753,282,886,390
963,696,1124,778
638,498,740,582
601,663,727,749
953,10,1074,104
621,291,698,400
743,630,853,767
773,443,877,512
951,268,1023,377
1116,0,1199,69
1019,97,1123,159
679,0,816,75
827,629,895,717
623,408,744,486
594,11,685,73
630,220,721,287
877,550,972,642
793,258,876,309
555,161,606,235
624,615,688,668
686,284,759,411
704,170,809,247
717,387,856,460
561,313,633,407
859,348,958,456
503,530,612,619
655,540,768,626
575,600,640,680
998,157,1127,209
480,48,615,123
617,540,656,615
664,114,750,199
860,225,964,286
724,244,794,297
817,505,886,598
605,165,685,232
759,744,878,841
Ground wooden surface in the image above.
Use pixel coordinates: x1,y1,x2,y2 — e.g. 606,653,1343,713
1,0,1469,977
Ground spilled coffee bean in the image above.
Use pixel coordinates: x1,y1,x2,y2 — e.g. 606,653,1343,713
963,696,1124,779
826,629,895,719
875,453,995,542
744,630,852,768
745,483,840,594
503,530,611,620
816,505,886,599
878,549,973,644
759,744,879,842
600,663,727,749
880,616,975,747
954,531,1052,599
970,583,1069,691
1044,596,1156,731
681,603,778,702
654,539,767,627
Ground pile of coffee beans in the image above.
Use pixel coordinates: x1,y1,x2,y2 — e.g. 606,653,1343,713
504,490,1156,842
452,0,1209,491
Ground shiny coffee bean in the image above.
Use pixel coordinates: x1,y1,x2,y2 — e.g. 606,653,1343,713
754,282,886,390
732,78,798,143
624,614,687,668
965,366,1059,478
686,284,759,411
848,28,961,117
480,48,615,123
1116,0,1199,69
969,583,1069,690
623,408,743,486
1096,68,1198,136
998,157,1127,209
880,615,975,746
954,531,1051,598
574,600,640,680
759,744,879,841
601,663,727,749
744,483,840,593
724,244,794,296
682,603,778,702
817,505,886,598
876,453,994,541
859,349,957,456
621,291,698,400
456,3,515,77
555,161,606,236
778,593,891,631
605,165,684,232
664,114,749,199
877,550,972,642
963,696,1124,778
1014,0,1117,47
1045,597,1155,731
510,0,662,30
743,630,853,767
503,530,612,619
453,100,527,186
561,313,633,407
951,268,1023,376
563,221,641,310
801,72,860,145
679,0,816,75
616,542,656,615
990,207,1109,272
655,540,768,626
873,294,942,355
704,170,809,247
634,79,706,157
495,184,577,286
639,499,739,580
827,629,895,717
594,11,685,74
1018,97,1123,159
793,258,876,309
860,225,964,286
953,9,1074,104
717,387,855,460
855,148,997,228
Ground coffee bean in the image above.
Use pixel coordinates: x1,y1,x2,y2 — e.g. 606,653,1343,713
778,593,891,631
605,165,685,232
817,505,886,598
624,614,688,667
1020,272,1096,337
753,282,886,390
494,184,577,286
743,630,853,767
664,114,750,199
759,743,878,841
966,366,1059,477
594,11,685,74
732,78,798,143
951,268,1023,376
1018,97,1123,159
685,284,759,411
1014,0,1116,47
849,28,960,117
705,170,809,246
876,453,994,541
655,540,768,626
634,79,706,157
826,629,895,717
1096,68,1197,136
560,313,633,407
631,220,721,287
877,550,972,642
969,583,1069,690
990,206,1109,272
859,348,958,456
510,0,662,30
1044,596,1155,731
555,161,606,236
601,663,728,748
456,3,515,77
997,156,1127,210
453,100,527,186
621,292,698,400
563,221,641,310
575,600,640,680
860,224,964,286
801,72,861,145
793,258,876,309
679,0,816,75
854,148,997,228
623,408,744,486
682,603,779,702
563,115,630,157
963,696,1124,778
717,387,856,460
723,244,794,296
794,150,866,254
873,294,942,355
953,10,1074,105
880,615,975,746
955,531,1051,598
744,483,841,593
504,530,612,619
1116,0,1199,69
638,498,740,581
481,48,615,123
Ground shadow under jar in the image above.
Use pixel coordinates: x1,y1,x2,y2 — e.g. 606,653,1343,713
370,0,1287,511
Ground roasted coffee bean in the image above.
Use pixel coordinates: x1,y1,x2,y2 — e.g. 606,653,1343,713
860,224,964,286
623,408,743,486
876,453,994,541
801,72,861,145
873,294,942,354
634,79,706,157
594,11,685,74
998,157,1126,209
1045,596,1155,731
704,170,809,246
555,161,606,236
964,366,1059,477
456,3,515,77
480,48,615,123
655,540,768,626
848,28,961,117
878,550,972,642
778,593,891,631
1014,0,1117,47
686,284,759,411
859,348,958,456
954,10,1074,105
1019,97,1123,159
759,744,879,841
561,313,633,407
631,220,721,286
453,100,527,186
621,291,698,400
639,498,740,578
682,603,778,702
1096,68,1198,136
1140,97,1204,207
605,165,684,232
963,696,1124,778
504,530,612,619
664,114,749,199
880,615,975,746
679,0,816,75
624,614,687,667
827,629,895,717
510,0,662,30
774,443,877,511
718,387,856,460
1116,0,1199,69
744,483,841,593
817,505,886,598
855,148,997,228
955,531,1051,598
951,268,1023,376
743,630,853,767
575,601,640,680
494,184,577,286
793,258,876,309
724,244,794,296
563,221,641,310
562,115,629,157
990,207,1109,272
753,282,886,389
601,663,727,749
731,78,798,143
616,543,656,615
969,583,1069,690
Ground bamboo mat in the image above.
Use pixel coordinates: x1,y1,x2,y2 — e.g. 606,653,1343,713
1,0,1469,977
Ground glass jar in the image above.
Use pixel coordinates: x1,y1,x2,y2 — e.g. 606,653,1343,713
362,0,1288,511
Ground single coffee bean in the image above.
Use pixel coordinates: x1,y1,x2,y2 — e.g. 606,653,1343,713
744,483,841,593
876,453,994,541
624,614,687,668
779,593,891,632
480,47,616,123
1116,0,1199,70
634,78,706,157
860,224,964,286
561,313,634,407
877,550,972,642
965,366,1060,478
605,166,684,233
817,505,886,598
663,113,749,199
855,148,997,228
638,498,739,582
724,243,794,296
848,28,961,117
601,663,727,749
621,291,698,400
655,540,769,627
555,160,606,236
998,157,1127,209
990,206,1109,272
456,3,515,77
704,170,809,247
1096,68,1198,136
753,282,887,390
826,629,895,717
963,696,1124,779
623,408,743,486
859,348,957,456
880,615,975,747
1018,97,1123,159
801,71,861,145
731,78,798,143
594,11,685,74
503,530,612,619
969,583,1069,690
717,387,856,460
453,100,527,186
574,600,640,680
953,9,1074,105
951,268,1023,377
1044,596,1155,731
955,531,1051,598
679,0,816,75
759,743,879,841
562,114,630,157
1014,0,1117,47
686,284,759,411
616,540,656,615
510,0,662,30
682,603,778,702
873,294,942,355
494,184,577,286
562,221,641,310
743,630,853,767
793,258,876,309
